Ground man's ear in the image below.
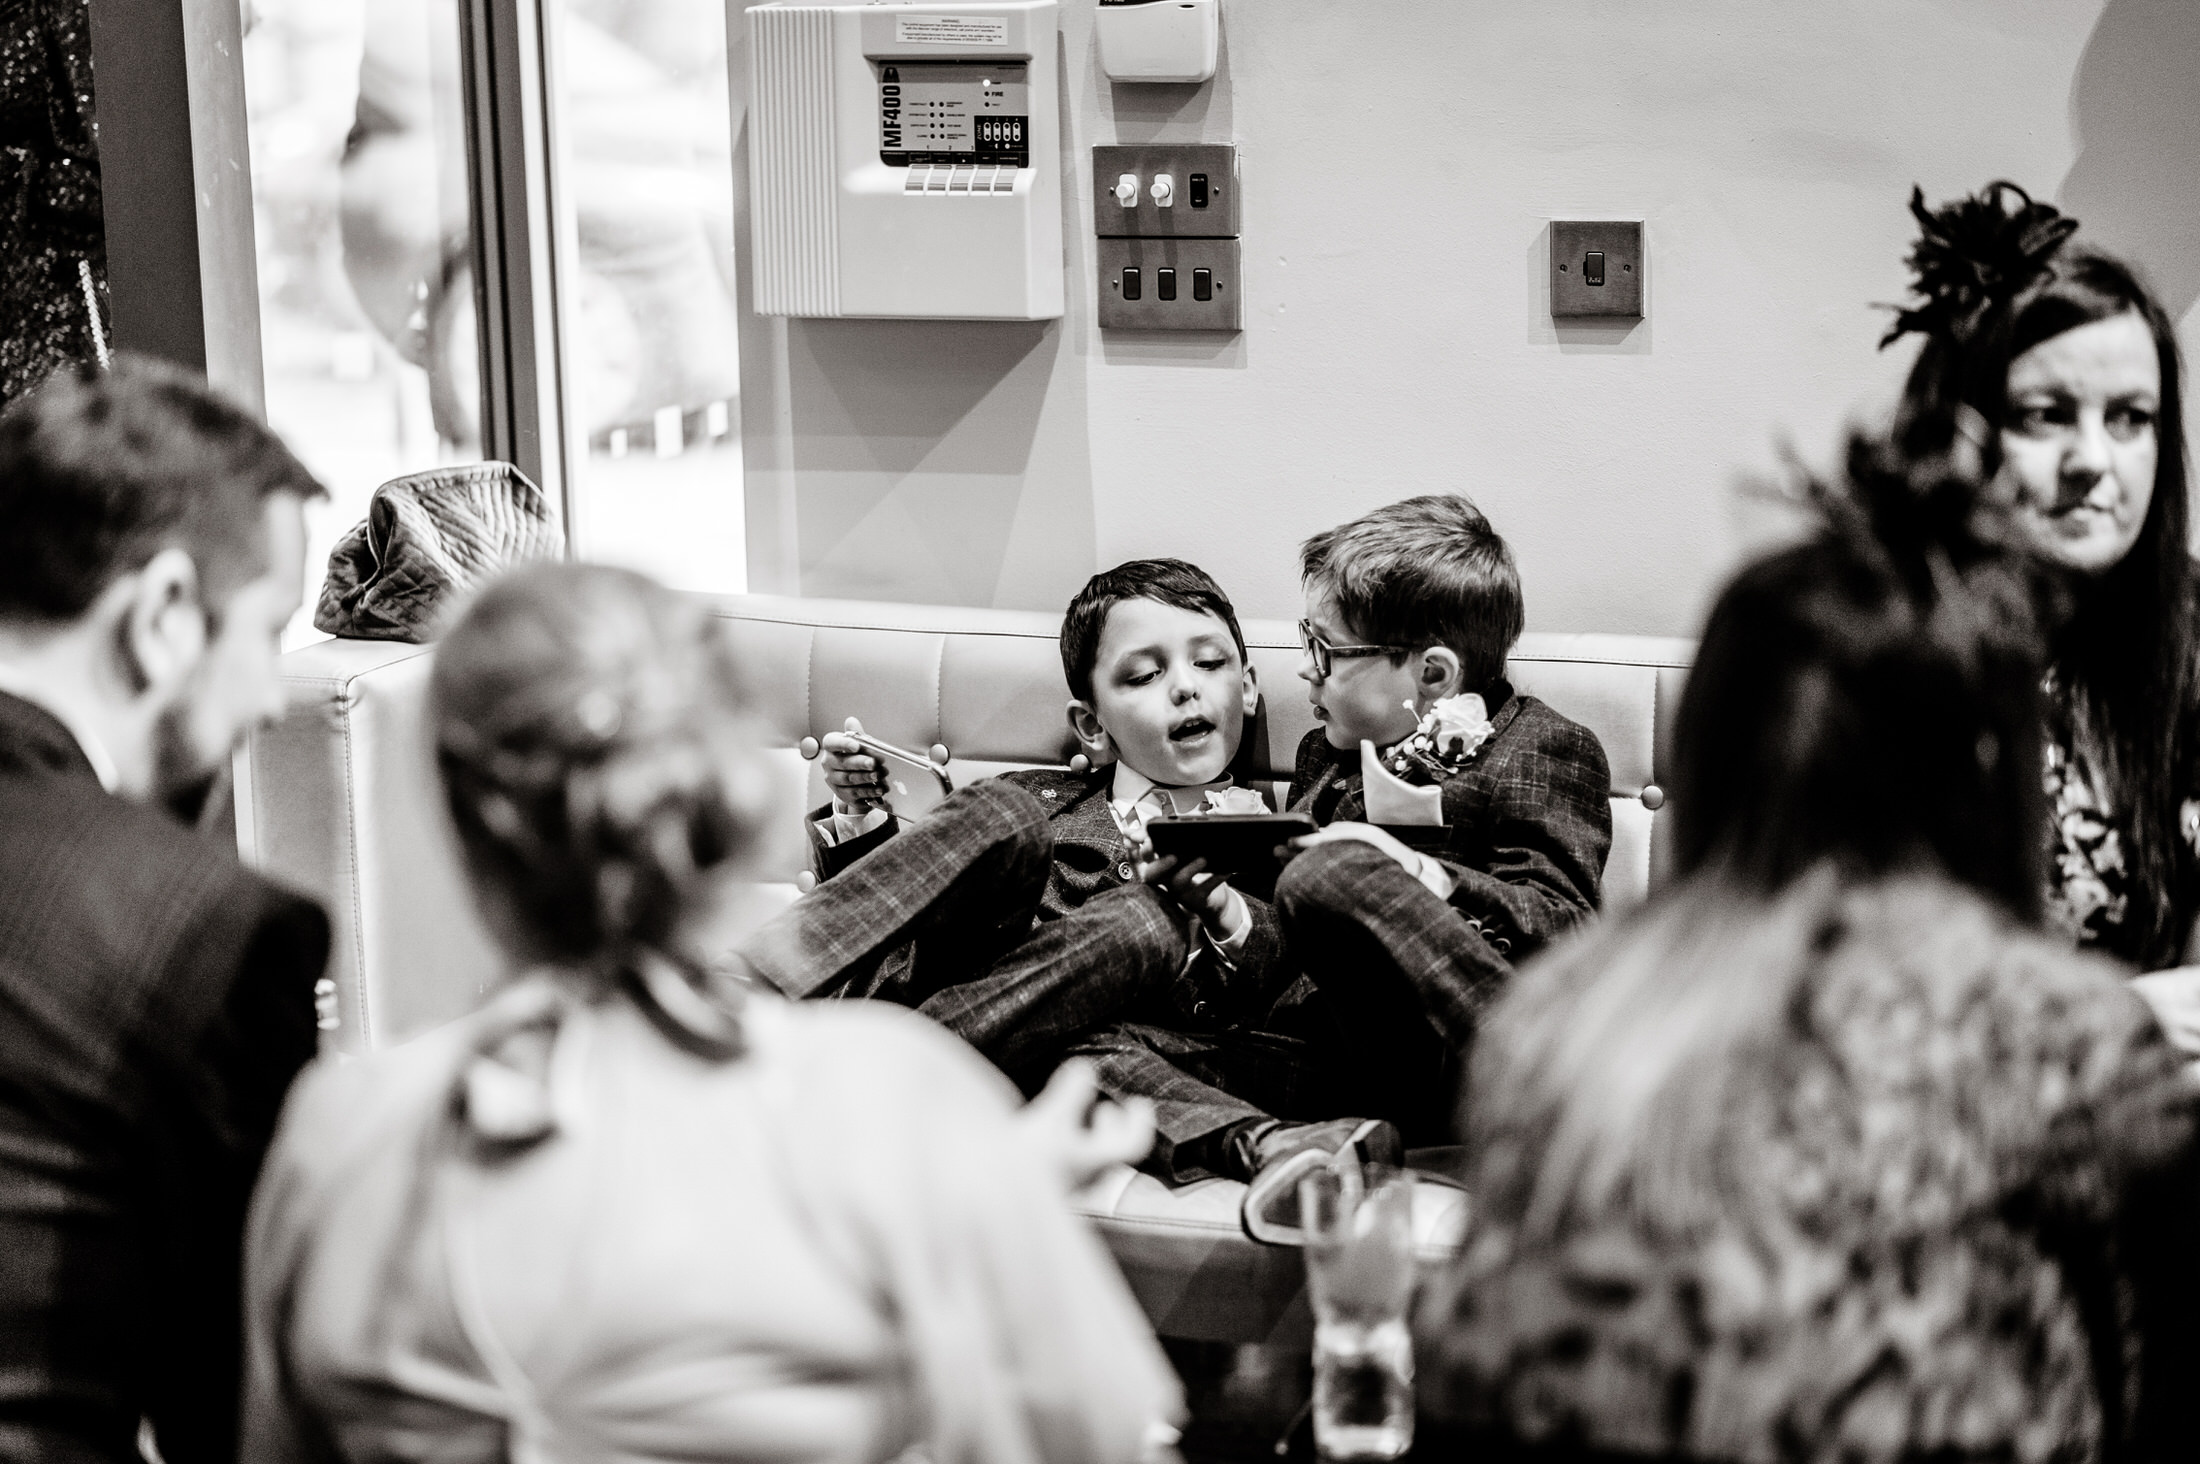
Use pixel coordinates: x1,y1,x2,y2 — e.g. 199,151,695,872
1416,646,1465,704
1241,658,1261,713
1065,699,1115,764
117,547,208,698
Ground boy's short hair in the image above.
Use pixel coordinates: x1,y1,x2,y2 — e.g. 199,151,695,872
1061,558,1247,703
1300,494,1524,691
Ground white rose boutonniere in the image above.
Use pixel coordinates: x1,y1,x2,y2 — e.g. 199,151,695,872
1202,786,1270,815
1425,693,1492,763
1382,693,1493,786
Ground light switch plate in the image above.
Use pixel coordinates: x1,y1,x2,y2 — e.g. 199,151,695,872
1098,237,1241,330
1093,144,1239,237
1550,220,1643,318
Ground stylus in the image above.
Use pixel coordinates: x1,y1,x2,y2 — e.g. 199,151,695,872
798,730,955,796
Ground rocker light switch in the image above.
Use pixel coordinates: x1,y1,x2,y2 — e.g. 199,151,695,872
1099,238,1239,330
1550,221,1642,318
1096,145,1241,332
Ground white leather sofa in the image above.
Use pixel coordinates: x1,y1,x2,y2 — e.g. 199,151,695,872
238,594,1691,1345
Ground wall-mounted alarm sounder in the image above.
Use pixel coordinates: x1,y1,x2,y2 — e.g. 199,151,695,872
1097,0,1218,84
748,1,1063,320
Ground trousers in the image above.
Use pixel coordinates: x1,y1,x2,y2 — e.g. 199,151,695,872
737,780,1194,1089
1271,839,1514,1146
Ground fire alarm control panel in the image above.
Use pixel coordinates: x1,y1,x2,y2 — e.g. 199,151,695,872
747,1,1063,320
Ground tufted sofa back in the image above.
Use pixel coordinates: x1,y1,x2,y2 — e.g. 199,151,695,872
239,594,1691,1052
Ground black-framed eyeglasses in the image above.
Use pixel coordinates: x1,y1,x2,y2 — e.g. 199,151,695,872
1297,619,1411,679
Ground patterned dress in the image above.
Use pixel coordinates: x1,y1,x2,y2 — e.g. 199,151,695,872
2040,674,2200,963
1418,875,2199,1463
2043,726,2132,947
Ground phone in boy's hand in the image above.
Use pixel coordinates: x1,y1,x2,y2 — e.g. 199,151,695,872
1144,812,1317,893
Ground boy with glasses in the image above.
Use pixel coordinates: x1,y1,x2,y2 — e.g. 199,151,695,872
1278,493,1610,1142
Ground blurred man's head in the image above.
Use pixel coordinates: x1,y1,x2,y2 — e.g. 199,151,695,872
0,357,326,807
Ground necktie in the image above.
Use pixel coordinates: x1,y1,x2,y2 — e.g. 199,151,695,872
1121,787,1175,842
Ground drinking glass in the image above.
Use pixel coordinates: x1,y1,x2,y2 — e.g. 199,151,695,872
1300,1164,1417,1460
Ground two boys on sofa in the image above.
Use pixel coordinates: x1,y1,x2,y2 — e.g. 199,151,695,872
736,495,1612,1233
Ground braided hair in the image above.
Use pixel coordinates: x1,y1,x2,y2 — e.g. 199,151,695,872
1887,181,2196,966
430,564,779,980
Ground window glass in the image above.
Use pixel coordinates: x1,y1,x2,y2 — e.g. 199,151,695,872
243,0,483,644
548,0,746,594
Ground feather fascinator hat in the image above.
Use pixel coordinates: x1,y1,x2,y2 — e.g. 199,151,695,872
1882,180,2079,351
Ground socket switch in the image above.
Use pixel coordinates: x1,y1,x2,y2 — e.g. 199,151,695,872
1550,220,1643,318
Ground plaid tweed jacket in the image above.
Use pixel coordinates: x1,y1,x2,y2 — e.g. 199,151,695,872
0,692,327,1464
811,765,1284,1019
1287,679,1612,959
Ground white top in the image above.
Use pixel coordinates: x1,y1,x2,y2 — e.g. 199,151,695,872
243,980,1183,1464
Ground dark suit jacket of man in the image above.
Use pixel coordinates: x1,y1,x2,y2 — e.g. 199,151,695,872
1287,679,1612,959
0,692,327,1464
810,765,1284,1022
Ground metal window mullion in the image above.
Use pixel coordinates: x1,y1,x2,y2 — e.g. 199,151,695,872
457,0,574,546
87,0,265,413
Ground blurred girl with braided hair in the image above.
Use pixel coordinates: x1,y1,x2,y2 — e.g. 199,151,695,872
239,563,1181,1464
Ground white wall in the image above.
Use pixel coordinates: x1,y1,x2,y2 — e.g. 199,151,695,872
731,0,2200,638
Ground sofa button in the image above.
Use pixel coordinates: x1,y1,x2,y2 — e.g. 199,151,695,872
1118,863,1134,880
1640,784,1666,810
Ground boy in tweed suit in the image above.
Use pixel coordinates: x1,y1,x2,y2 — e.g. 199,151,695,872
736,561,1400,1191
1276,494,1611,1140
1071,496,1609,1239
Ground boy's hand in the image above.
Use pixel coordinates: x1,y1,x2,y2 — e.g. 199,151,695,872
819,716,890,816
1291,821,1424,876
1137,851,1241,942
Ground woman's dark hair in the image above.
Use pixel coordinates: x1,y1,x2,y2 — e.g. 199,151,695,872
1889,181,2194,965
1671,432,2050,918
431,563,777,971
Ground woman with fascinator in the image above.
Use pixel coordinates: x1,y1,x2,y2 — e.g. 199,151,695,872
1889,183,2200,1003
239,564,1182,1464
1412,431,2198,1462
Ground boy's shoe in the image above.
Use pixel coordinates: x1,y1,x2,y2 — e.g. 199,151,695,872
1238,1117,1404,1246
